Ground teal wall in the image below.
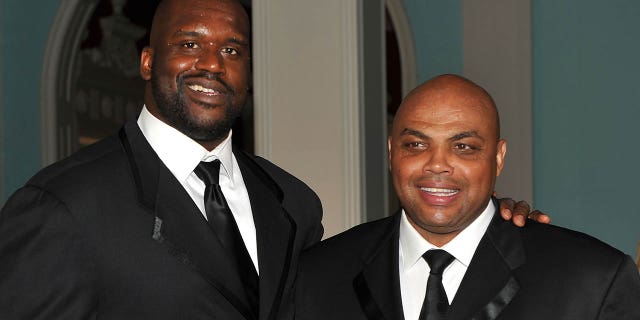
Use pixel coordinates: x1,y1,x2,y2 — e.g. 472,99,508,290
403,0,462,82
1,1,59,203
533,0,640,256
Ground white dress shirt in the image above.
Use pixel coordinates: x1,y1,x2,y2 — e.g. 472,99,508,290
398,200,495,320
137,106,259,273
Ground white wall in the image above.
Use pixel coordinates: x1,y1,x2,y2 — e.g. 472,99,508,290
253,0,365,237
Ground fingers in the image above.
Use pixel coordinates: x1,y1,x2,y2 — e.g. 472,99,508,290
501,199,531,227
512,215,526,227
499,198,525,227
498,197,515,220
499,197,551,226
527,210,551,224
511,200,532,218
511,200,532,227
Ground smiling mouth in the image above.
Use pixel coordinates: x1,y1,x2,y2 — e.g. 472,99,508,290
420,187,459,196
188,84,222,95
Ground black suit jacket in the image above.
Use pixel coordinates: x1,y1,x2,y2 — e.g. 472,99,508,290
295,201,640,320
0,121,323,320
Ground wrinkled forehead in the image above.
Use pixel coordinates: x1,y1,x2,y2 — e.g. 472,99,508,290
151,0,250,43
393,89,499,138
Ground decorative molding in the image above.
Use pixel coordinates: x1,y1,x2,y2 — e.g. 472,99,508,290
360,0,389,222
385,0,417,95
251,0,272,158
341,0,363,229
40,0,100,166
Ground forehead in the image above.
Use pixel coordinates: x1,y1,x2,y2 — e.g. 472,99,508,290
158,0,250,38
394,92,496,137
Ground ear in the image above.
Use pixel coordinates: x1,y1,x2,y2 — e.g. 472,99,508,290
495,139,507,176
140,47,153,81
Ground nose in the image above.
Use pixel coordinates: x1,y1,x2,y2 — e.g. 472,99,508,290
195,49,225,74
423,146,453,175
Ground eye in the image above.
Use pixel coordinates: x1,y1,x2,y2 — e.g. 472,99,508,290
454,143,479,153
182,42,199,49
404,141,426,150
221,47,239,55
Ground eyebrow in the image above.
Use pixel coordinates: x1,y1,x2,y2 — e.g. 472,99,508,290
174,30,202,38
227,37,250,47
399,128,483,141
449,131,482,141
400,128,429,139
173,31,249,46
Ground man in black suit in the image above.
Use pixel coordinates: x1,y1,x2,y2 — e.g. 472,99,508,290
0,1,543,318
295,74,640,320
0,0,321,319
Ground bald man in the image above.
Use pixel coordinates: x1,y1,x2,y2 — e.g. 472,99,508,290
0,0,323,319
295,74,640,320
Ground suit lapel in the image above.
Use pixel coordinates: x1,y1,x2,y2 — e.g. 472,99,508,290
234,151,295,320
120,122,256,320
448,200,525,320
353,214,405,320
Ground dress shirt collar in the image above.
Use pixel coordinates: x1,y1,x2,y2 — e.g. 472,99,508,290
399,199,495,272
137,106,235,184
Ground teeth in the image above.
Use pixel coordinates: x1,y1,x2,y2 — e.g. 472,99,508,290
421,187,458,196
188,84,217,94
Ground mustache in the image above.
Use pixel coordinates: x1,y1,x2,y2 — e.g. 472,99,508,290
416,175,459,186
179,71,234,94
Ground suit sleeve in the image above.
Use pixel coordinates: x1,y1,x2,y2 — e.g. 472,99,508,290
0,186,97,319
597,255,640,319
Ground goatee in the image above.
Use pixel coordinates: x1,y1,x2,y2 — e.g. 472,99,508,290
150,68,242,143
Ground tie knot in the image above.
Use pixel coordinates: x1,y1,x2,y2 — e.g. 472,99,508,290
423,249,454,275
194,160,221,185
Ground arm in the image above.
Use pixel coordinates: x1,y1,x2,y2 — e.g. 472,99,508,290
0,186,97,319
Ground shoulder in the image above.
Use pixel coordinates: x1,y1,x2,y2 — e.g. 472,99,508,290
497,219,631,275
237,151,321,205
519,221,624,258
236,151,325,243
0,137,126,248
27,135,125,189
302,215,398,264
10,134,132,211
248,154,314,190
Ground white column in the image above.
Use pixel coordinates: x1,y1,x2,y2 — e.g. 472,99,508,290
253,0,364,237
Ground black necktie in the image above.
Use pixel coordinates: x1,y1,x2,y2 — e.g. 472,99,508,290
419,249,455,320
194,160,259,315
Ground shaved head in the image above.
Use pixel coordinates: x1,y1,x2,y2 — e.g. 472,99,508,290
394,74,501,139
150,0,250,47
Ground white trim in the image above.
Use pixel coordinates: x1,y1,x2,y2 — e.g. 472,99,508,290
40,0,100,165
252,0,272,158
341,0,363,229
385,0,418,95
